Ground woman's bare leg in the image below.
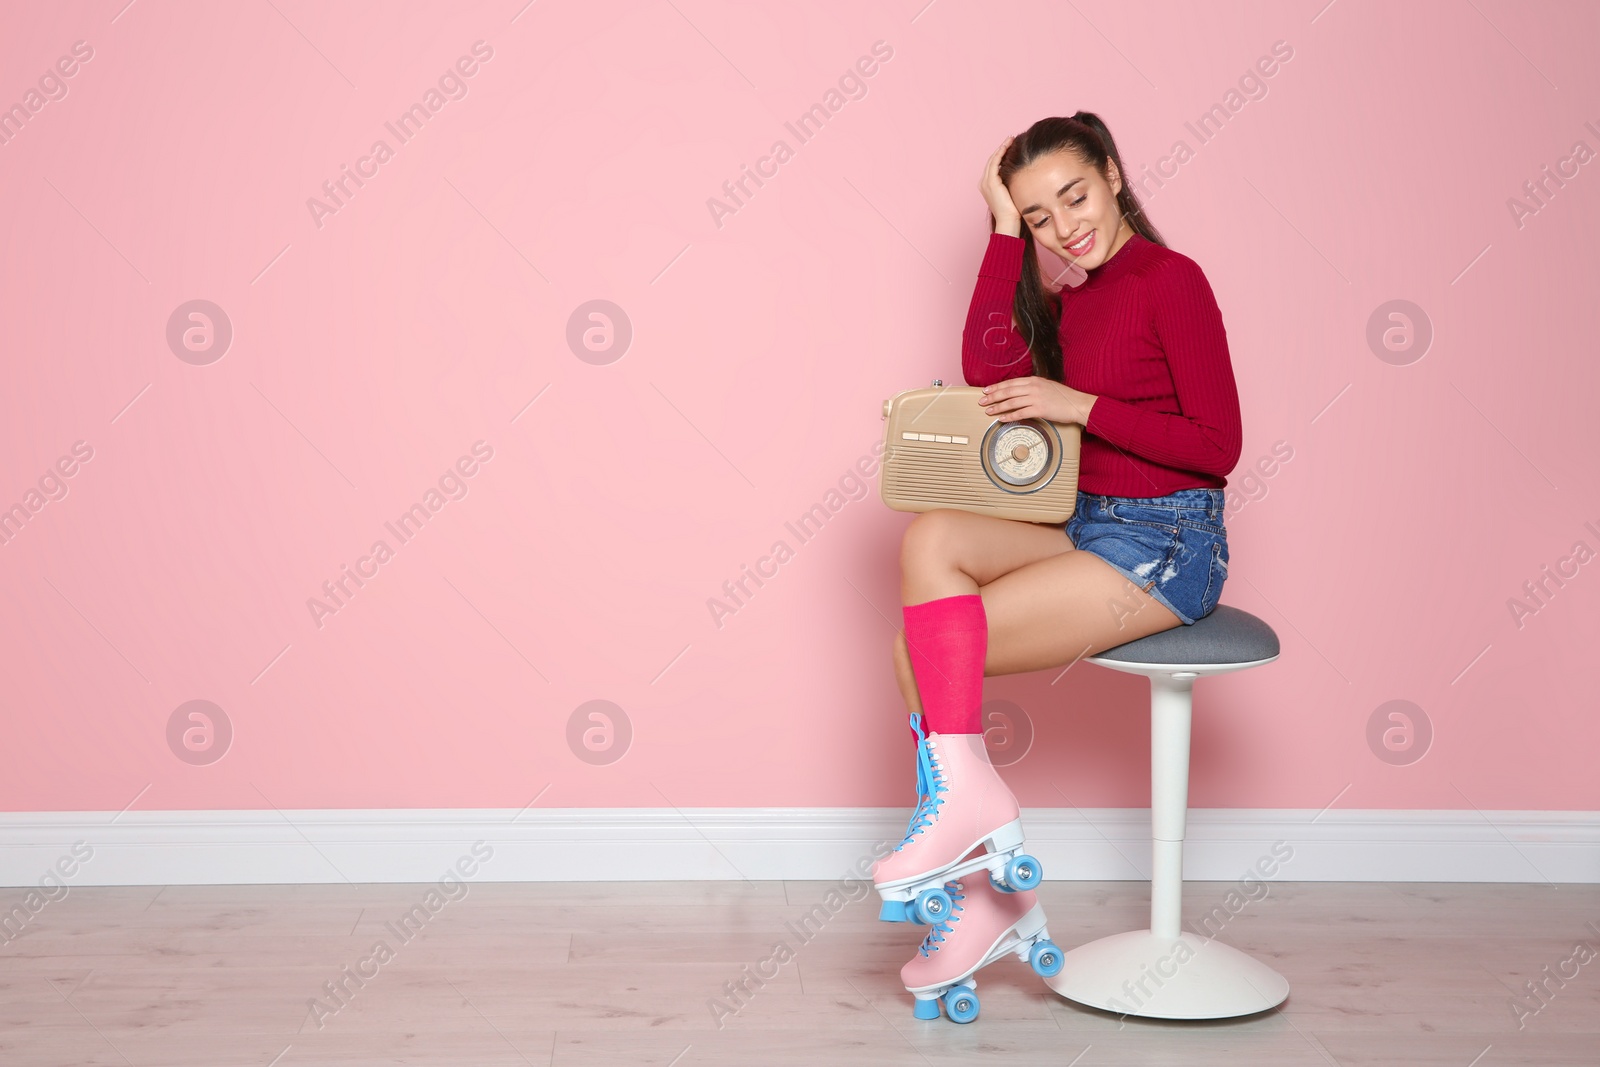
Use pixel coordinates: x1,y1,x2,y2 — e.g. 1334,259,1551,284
980,549,1182,676
890,509,1075,715
889,507,1182,704
900,509,1071,605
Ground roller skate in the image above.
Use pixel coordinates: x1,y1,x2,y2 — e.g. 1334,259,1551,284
900,875,1064,1023
874,714,1045,926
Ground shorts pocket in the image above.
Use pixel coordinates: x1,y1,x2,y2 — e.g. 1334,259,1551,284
1107,501,1180,534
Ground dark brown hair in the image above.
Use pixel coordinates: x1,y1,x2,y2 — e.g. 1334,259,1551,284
996,112,1165,382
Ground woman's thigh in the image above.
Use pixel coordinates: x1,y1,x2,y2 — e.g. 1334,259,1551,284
899,508,1075,601
980,549,1183,676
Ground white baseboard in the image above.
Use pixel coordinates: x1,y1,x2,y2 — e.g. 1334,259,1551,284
1,808,1595,888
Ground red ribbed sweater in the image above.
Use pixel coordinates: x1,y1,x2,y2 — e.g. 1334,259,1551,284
962,231,1243,496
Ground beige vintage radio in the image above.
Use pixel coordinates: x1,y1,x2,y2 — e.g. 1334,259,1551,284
879,381,1081,524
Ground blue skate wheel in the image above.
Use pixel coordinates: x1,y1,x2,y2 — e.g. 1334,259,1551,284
1004,854,1042,891
944,985,980,1023
912,886,953,925
1030,939,1064,978
911,996,941,1020
989,871,1017,894
879,899,912,923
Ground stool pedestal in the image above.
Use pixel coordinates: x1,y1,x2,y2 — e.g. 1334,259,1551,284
1046,928,1289,1020
1043,605,1290,1020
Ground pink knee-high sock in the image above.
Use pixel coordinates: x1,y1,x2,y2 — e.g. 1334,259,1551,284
902,593,987,735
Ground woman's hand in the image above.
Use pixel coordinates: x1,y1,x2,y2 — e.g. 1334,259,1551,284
980,136,1022,236
979,377,1097,427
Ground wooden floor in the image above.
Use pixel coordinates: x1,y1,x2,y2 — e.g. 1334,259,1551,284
2,879,1597,1065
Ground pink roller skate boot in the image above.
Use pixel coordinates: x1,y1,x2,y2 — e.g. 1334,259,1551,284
873,728,1043,925
900,876,1063,1023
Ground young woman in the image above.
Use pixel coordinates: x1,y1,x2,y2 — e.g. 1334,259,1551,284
872,112,1243,1004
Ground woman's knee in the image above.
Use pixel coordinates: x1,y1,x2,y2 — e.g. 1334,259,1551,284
899,509,966,571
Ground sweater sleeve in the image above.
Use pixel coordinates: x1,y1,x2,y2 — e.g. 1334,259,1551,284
1083,256,1243,477
961,233,1037,387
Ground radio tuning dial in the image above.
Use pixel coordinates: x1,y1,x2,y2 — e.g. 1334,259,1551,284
982,420,1055,489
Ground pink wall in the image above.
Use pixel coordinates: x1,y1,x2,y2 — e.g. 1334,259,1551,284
1,0,1595,815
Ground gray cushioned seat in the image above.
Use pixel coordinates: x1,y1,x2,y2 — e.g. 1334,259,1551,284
1092,604,1280,666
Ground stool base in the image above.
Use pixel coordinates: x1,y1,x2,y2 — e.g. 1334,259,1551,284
1045,930,1289,1020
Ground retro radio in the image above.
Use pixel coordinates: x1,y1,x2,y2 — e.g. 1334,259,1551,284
879,381,1082,524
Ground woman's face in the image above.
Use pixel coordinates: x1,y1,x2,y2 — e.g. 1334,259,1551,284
1007,148,1129,268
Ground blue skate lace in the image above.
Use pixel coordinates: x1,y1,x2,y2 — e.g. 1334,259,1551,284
916,881,965,957
894,712,930,845
893,712,947,852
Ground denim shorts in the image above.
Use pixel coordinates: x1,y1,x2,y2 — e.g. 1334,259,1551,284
1063,487,1230,625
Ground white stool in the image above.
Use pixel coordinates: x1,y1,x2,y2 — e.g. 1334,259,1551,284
1043,604,1290,1019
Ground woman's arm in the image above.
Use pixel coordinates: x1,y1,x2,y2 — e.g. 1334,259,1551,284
961,232,1036,388
1083,256,1243,476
